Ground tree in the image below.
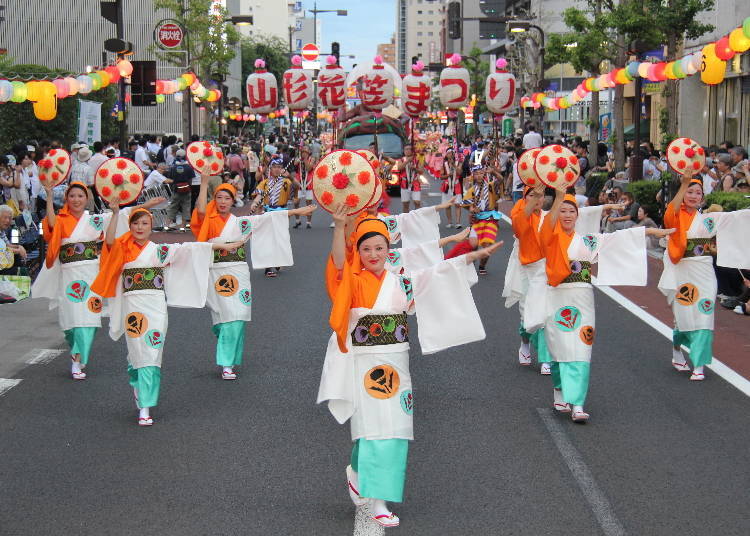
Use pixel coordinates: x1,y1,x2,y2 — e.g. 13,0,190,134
0,61,117,151
546,1,615,145
152,0,240,139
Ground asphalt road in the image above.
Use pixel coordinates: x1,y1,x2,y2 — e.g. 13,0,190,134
1,195,748,536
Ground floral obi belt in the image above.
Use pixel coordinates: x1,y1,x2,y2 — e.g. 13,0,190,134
683,238,717,258
351,313,408,347
60,240,102,264
122,267,165,293
561,261,592,284
213,245,246,263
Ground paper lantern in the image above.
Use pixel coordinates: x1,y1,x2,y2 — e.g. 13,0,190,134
690,53,703,73
485,59,515,116
584,77,595,91
176,76,187,91
282,55,313,111
117,59,133,77
10,81,27,102
156,94,165,103
96,70,110,88
646,63,658,81
672,61,685,79
105,65,120,84
361,56,394,111
318,56,346,110
249,114,256,121
701,43,727,85
65,77,79,96
26,80,57,120
0,80,12,102
439,54,470,109
88,72,102,91
615,68,630,85
52,78,69,99
174,91,183,103
653,63,667,81
637,62,651,78
402,60,431,117
183,72,196,86
155,80,165,94
681,54,698,75
664,62,677,80
77,75,93,94
626,61,640,78
715,36,734,61
729,27,750,53
245,58,278,115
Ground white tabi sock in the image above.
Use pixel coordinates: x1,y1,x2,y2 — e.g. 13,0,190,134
139,407,150,420
693,365,704,375
553,388,564,406
520,342,531,355
672,348,687,365
223,366,234,374
369,498,392,517
572,405,585,414
71,361,81,374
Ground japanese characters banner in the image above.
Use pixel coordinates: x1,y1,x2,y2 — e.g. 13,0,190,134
402,61,430,118
485,59,515,116
317,57,346,111
245,59,278,115
282,56,313,111
361,58,394,112
439,54,470,110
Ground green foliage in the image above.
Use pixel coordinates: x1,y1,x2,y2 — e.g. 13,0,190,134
0,63,118,151
546,4,613,75
240,35,290,106
628,179,663,223
464,47,489,117
705,191,750,212
658,107,676,150
586,171,609,197
152,0,240,78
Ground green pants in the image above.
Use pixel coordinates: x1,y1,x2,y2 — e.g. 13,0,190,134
64,327,97,365
351,438,409,503
673,329,713,368
550,361,590,406
212,321,245,367
128,365,161,409
518,324,552,363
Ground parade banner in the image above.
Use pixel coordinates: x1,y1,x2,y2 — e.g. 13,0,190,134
77,99,102,145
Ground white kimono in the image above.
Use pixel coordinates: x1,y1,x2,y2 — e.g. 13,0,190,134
205,211,292,325
107,241,213,369
503,206,606,333
32,211,114,330
384,239,444,276
546,227,647,363
658,210,750,332
380,206,441,248
317,258,484,439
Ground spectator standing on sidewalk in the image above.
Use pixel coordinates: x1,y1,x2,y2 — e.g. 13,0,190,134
135,139,155,174
522,125,543,150
165,149,194,230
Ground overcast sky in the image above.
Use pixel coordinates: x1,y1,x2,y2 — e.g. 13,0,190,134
301,0,396,71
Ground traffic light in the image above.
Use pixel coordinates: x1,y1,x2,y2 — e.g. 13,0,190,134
130,60,156,106
331,42,340,64
448,1,461,40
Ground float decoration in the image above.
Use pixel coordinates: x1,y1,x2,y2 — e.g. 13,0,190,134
439,53,470,110
361,56,394,112
282,55,313,111
401,60,431,118
245,58,278,116
485,58,515,117
318,55,346,111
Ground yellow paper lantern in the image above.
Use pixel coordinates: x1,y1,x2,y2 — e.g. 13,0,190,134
26,80,58,120
729,27,750,53
96,70,110,88
700,43,727,85
615,69,630,85
268,112,276,119
664,62,677,80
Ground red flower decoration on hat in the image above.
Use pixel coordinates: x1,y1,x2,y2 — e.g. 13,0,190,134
320,191,334,205
116,159,127,170
315,164,329,179
692,161,701,170
357,171,371,185
211,162,219,172
520,162,528,170
190,145,199,153
203,148,213,157
119,190,130,200
101,186,112,197
676,160,686,169
111,173,124,185
345,193,359,207
339,152,353,166
51,171,59,180
56,157,66,165
49,149,57,156
685,148,695,158
538,155,550,165
196,159,205,168
553,145,563,153
332,172,349,189
99,168,109,178
565,171,575,182
547,171,558,182
569,155,579,165
129,173,140,184
555,157,568,169
671,146,680,154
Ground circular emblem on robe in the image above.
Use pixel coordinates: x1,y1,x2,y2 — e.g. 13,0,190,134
89,214,104,231
156,245,169,263
65,280,90,303
579,325,595,345
238,288,252,306
400,389,414,415
676,283,699,306
145,329,164,349
125,311,148,338
87,296,103,314
364,365,400,400
554,306,581,332
386,250,401,266
214,274,239,297
697,298,714,315
239,218,252,235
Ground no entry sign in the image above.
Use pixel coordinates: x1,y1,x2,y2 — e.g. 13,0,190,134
301,43,320,61
155,19,184,50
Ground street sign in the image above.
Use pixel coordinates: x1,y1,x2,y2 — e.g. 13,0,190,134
154,19,184,50
301,60,321,70
301,43,320,61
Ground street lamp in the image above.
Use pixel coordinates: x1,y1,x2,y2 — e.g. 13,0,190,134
307,1,348,137
227,15,253,26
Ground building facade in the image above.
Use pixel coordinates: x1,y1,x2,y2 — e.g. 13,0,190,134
395,0,445,74
377,35,397,67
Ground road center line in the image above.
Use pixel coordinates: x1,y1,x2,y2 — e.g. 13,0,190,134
0,379,22,397
537,408,627,536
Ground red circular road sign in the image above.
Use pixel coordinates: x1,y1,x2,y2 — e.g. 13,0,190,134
301,43,320,61
155,20,184,50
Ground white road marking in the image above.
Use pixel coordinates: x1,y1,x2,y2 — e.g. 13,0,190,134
0,379,22,397
537,408,627,536
24,348,65,365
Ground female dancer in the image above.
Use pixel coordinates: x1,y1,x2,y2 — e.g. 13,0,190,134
31,181,163,380
542,190,673,422
321,204,501,526
92,205,240,426
192,173,316,379
659,174,750,380
440,148,463,228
